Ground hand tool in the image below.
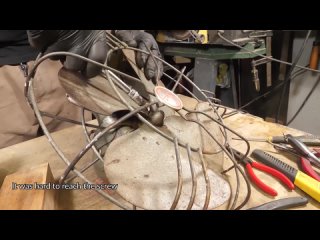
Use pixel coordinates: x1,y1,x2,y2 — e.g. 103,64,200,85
232,134,320,146
230,148,294,196
251,61,261,92
247,196,308,210
251,58,272,92
272,143,320,181
251,149,320,202
285,134,320,168
300,155,320,181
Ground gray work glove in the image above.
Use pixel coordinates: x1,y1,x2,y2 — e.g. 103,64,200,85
27,30,108,78
115,30,163,83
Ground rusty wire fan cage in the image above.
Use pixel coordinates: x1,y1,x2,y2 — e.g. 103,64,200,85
25,31,251,210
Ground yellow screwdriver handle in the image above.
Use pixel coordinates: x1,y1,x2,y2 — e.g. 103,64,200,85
294,171,320,202
252,149,320,202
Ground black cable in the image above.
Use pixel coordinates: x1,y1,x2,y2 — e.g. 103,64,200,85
276,30,312,123
287,75,320,125
239,67,309,110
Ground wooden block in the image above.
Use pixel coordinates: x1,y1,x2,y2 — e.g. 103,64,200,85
0,163,57,210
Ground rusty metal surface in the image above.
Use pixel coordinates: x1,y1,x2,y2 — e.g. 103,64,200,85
104,120,231,210
58,68,139,115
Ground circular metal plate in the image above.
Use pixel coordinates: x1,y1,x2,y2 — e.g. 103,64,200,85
154,86,183,110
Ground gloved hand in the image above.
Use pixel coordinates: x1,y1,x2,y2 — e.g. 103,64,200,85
27,30,108,78
114,30,163,83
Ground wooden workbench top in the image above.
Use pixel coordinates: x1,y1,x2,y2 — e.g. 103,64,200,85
0,111,319,210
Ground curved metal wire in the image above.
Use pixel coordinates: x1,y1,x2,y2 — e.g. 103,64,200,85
26,33,252,210
59,102,158,184
27,72,132,210
170,137,183,210
104,42,251,209
103,45,237,209
198,148,211,210
186,144,197,210
81,107,104,163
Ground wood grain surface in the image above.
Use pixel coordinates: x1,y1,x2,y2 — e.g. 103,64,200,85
0,98,319,210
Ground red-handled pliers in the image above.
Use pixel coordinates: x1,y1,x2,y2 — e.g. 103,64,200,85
300,148,320,181
273,143,320,181
230,148,295,196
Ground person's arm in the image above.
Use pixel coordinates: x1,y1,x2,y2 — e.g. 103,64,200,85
27,30,163,81
114,30,163,83
27,30,107,78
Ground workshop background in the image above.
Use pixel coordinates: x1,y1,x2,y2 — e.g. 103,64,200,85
160,30,319,135
1,30,320,211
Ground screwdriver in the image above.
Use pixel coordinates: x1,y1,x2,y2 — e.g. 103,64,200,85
233,134,320,146
252,149,320,202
